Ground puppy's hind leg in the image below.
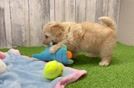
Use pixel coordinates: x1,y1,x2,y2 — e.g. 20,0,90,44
99,37,116,66
99,55,112,66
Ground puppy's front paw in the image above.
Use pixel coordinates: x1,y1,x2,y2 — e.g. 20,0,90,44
50,45,60,53
50,46,58,53
99,61,110,66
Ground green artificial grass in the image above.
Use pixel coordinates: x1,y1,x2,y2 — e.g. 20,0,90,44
0,43,134,88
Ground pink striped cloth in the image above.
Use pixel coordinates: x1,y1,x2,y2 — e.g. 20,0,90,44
0,52,6,60
55,67,87,88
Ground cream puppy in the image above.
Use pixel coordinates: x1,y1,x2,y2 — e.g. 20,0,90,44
43,16,116,66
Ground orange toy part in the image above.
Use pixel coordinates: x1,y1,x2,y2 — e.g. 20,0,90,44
67,51,73,59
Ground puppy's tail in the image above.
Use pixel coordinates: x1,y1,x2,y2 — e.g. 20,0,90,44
98,16,116,30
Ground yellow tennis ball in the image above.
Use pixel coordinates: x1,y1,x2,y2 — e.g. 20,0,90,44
43,60,63,80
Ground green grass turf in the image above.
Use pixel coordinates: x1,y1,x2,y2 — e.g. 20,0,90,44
0,43,134,88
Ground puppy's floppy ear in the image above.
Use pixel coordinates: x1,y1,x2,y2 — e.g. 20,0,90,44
50,23,65,37
72,26,83,39
43,22,57,31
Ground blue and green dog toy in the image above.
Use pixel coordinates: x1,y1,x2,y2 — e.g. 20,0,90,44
32,45,73,65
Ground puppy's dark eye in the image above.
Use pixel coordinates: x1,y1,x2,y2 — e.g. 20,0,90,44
45,35,49,38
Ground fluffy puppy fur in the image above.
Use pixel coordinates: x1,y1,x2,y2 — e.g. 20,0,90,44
43,16,116,66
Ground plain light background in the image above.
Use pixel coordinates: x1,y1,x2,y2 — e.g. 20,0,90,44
118,0,134,46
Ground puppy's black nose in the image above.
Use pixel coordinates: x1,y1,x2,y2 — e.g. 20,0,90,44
52,40,57,45
45,35,48,38
53,42,57,45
